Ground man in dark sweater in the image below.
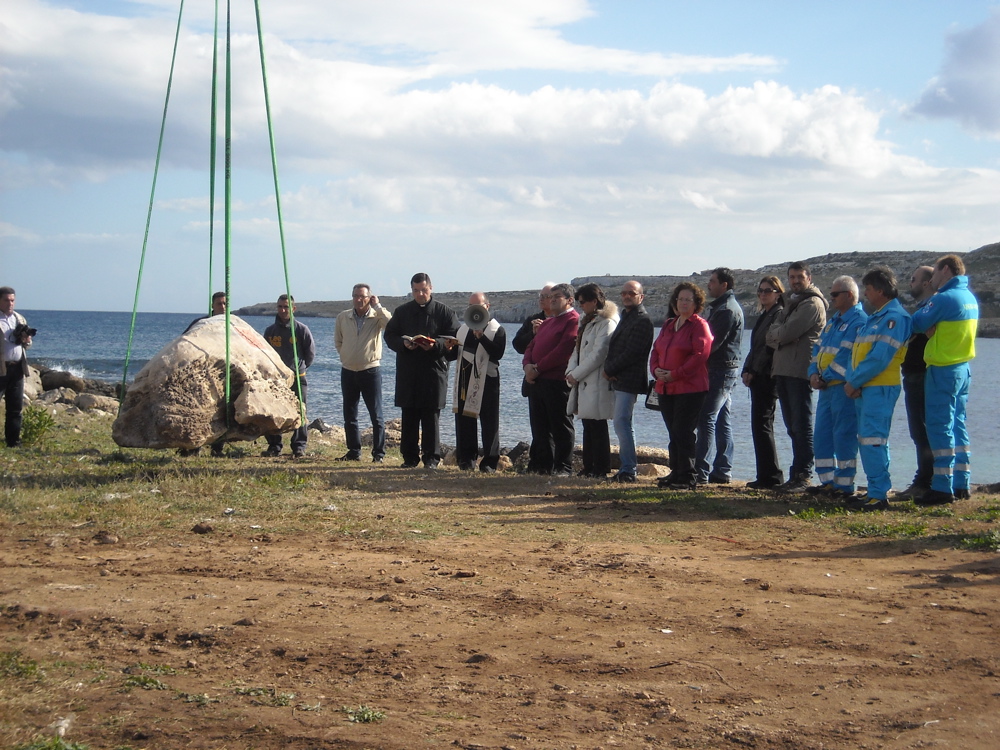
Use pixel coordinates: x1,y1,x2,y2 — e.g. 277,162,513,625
602,280,654,482
262,294,316,459
522,283,579,476
899,265,935,499
513,283,554,472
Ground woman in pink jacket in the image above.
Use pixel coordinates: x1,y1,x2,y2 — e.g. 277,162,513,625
649,282,714,490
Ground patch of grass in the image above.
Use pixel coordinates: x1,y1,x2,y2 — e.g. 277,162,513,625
956,529,1000,552
178,692,220,706
132,662,177,675
845,520,928,539
958,504,1000,523
915,505,956,518
793,506,848,520
232,685,295,706
342,705,386,723
20,404,57,447
121,674,169,691
0,650,41,679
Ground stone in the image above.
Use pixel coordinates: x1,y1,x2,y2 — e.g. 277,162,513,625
23,366,43,402
75,393,119,413
36,387,78,405
112,315,302,449
41,369,88,393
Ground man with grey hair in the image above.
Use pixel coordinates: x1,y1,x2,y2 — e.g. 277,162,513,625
0,286,32,448
807,276,867,497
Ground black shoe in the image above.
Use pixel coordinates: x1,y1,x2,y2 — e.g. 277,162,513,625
955,488,971,500
459,463,475,471
210,446,224,458
914,489,955,506
292,449,306,459
261,446,281,457
778,475,812,492
424,459,441,470
479,465,496,474
336,452,361,462
708,473,731,484
372,456,385,464
609,472,636,484
846,494,889,512
897,482,931,500
177,447,201,457
551,469,573,478
400,461,420,469
746,479,781,490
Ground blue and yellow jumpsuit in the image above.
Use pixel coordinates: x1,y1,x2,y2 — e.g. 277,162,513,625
911,276,978,495
846,298,911,501
808,303,867,492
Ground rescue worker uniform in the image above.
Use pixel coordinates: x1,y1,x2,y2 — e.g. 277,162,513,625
846,298,911,502
808,302,867,494
911,276,978,497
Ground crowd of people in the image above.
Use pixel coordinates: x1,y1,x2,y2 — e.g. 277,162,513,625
0,258,980,511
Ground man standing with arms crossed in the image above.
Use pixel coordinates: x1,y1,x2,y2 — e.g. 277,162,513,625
898,266,936,500
696,268,744,485
767,262,828,491
384,273,459,469
911,254,979,505
603,280,654,483
335,284,391,463
0,287,33,448
262,294,316,459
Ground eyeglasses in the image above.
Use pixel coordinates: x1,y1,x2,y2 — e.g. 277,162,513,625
830,291,848,298
676,296,695,304
757,288,778,295
621,291,639,297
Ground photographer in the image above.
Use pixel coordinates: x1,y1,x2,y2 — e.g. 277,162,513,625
0,286,34,448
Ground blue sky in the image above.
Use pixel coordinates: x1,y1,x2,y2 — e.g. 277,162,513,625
2,0,999,312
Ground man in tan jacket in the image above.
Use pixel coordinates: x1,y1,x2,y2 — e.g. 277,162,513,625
766,262,828,491
334,283,392,462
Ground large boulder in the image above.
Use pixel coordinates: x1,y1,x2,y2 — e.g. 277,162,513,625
112,315,302,449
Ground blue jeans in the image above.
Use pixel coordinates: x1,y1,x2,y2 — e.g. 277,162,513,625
775,375,815,479
612,390,639,476
342,367,385,459
695,367,738,481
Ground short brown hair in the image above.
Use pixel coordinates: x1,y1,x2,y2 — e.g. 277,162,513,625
935,254,965,277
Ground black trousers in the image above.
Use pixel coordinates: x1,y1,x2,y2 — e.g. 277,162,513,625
527,378,575,474
903,371,935,487
455,376,501,471
749,377,784,485
581,419,611,476
660,391,707,484
1,360,25,447
401,406,441,465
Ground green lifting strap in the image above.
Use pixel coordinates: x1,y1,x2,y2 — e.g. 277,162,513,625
119,0,187,404
254,0,306,425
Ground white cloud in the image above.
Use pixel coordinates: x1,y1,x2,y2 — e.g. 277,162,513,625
913,8,1000,136
680,190,731,213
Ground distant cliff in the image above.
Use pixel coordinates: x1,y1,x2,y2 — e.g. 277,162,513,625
235,242,1000,336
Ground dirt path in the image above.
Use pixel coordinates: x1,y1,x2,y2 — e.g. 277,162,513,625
4,514,1000,749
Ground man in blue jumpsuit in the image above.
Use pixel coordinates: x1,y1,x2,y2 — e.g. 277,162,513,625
911,254,978,505
807,276,867,497
843,267,911,512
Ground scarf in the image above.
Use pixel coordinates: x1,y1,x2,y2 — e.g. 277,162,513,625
452,318,501,418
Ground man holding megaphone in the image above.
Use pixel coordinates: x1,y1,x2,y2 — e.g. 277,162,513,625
446,293,507,472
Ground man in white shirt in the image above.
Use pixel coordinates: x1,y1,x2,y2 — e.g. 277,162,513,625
0,287,33,448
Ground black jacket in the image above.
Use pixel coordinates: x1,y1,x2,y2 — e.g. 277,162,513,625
742,302,782,383
602,303,654,395
384,297,460,409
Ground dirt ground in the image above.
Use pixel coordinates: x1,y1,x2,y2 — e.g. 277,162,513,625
3,478,1000,749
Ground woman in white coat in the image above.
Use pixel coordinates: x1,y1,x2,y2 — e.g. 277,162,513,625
566,283,619,477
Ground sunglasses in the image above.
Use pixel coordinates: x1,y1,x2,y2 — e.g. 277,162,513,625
757,288,778,295
830,291,848,298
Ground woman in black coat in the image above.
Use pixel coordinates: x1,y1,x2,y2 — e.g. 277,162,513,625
741,276,785,489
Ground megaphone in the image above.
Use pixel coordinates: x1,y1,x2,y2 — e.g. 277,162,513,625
463,304,490,331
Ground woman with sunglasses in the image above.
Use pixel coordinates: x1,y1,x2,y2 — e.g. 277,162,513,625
742,276,786,489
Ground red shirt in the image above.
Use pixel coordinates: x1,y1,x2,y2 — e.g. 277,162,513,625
649,315,713,395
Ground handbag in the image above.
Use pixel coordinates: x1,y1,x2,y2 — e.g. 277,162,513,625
644,379,661,410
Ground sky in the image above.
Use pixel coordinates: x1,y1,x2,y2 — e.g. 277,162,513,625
2,0,1000,313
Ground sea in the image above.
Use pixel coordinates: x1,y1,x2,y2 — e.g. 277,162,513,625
22,309,1000,485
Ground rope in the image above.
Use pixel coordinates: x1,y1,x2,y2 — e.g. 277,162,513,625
119,0,187,406
254,0,306,426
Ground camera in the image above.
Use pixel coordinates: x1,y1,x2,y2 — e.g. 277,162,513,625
13,322,37,340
